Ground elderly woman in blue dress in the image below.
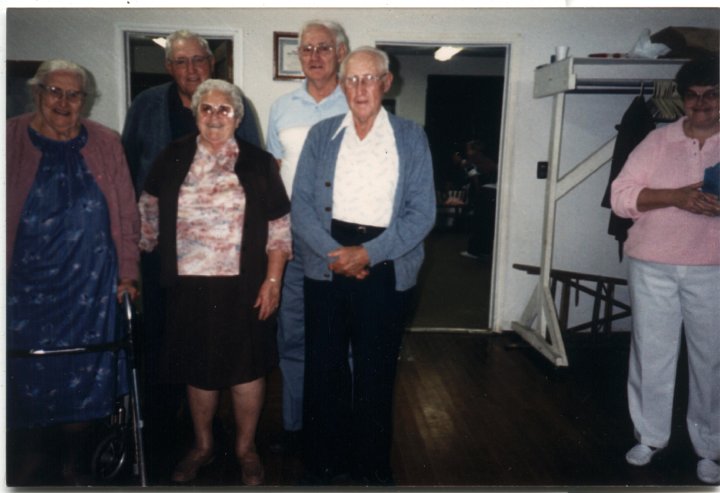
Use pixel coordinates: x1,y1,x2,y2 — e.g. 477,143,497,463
6,59,140,485
138,78,291,486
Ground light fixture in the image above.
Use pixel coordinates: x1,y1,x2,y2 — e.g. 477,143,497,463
434,46,463,62
152,37,167,49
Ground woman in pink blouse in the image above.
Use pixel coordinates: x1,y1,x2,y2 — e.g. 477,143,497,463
611,57,720,485
138,79,291,486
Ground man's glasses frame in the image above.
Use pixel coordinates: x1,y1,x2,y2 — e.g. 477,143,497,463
298,43,335,58
169,55,212,69
342,73,387,88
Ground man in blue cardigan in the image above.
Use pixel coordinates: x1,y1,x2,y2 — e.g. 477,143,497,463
291,46,436,486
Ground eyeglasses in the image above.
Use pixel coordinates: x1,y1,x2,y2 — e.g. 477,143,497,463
299,44,335,57
169,55,211,69
198,103,235,118
683,87,719,104
38,84,86,103
342,73,386,88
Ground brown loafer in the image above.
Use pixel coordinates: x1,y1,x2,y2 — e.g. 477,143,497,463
239,453,265,486
171,449,215,483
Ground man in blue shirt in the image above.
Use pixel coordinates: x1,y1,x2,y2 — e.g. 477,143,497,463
266,20,349,454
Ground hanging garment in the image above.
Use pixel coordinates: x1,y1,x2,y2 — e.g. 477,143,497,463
601,96,656,260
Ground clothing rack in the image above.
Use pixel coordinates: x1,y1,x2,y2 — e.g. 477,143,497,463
533,57,688,97
571,80,665,94
514,56,687,367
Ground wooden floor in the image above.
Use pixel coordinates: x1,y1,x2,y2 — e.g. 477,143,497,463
16,330,705,490
410,228,491,329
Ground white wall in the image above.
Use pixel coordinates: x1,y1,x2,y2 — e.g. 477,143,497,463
6,7,719,335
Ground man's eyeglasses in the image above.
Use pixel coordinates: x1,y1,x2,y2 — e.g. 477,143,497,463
169,55,212,69
342,74,386,88
198,103,235,119
683,87,719,105
38,84,86,104
299,44,335,57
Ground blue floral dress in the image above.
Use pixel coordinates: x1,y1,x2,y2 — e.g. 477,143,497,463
7,126,128,429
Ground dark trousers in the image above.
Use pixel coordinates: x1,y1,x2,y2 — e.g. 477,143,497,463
302,221,410,479
467,186,496,256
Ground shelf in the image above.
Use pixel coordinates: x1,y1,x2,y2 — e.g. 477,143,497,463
533,57,688,98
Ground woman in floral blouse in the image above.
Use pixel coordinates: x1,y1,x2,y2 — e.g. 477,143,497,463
138,79,291,486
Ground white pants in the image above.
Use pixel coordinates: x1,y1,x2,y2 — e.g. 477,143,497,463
627,258,720,460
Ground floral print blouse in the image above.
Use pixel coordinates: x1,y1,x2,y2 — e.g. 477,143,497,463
139,137,291,276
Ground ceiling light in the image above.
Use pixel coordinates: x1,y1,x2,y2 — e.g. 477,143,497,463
434,46,463,62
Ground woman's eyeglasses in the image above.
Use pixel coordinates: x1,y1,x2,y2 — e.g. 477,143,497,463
198,103,235,119
683,87,719,104
38,84,86,104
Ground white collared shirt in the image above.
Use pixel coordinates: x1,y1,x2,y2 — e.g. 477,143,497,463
331,108,399,227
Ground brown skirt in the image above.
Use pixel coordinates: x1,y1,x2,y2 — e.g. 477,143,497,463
159,275,277,390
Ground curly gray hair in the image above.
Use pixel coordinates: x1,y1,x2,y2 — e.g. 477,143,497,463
191,79,245,122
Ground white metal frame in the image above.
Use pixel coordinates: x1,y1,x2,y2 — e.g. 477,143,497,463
513,56,686,367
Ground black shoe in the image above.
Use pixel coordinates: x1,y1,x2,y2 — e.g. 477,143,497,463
268,430,302,454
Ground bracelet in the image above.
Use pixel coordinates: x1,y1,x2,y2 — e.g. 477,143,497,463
267,277,278,283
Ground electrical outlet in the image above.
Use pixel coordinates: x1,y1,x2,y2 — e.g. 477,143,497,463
537,161,548,179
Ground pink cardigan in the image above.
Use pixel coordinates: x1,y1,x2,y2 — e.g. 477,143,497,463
6,113,140,281
611,118,720,266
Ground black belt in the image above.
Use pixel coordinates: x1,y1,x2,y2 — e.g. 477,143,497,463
331,219,386,236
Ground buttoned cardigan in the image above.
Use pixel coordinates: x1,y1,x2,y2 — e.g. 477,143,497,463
142,134,291,291
6,112,140,281
291,113,436,291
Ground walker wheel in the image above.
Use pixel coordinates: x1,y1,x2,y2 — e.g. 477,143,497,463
92,430,128,481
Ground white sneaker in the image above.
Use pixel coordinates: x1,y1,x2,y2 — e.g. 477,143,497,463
625,443,660,466
697,459,720,484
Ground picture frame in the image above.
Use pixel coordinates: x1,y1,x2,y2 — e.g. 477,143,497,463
273,31,304,80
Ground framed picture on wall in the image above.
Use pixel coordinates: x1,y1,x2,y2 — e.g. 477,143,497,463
273,32,303,80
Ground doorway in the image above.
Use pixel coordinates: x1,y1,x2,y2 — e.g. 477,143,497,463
376,43,507,330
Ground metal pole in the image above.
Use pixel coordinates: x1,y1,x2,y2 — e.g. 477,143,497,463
123,292,148,486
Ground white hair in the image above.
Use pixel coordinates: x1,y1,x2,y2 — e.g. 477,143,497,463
28,59,89,93
340,46,390,78
165,29,213,61
299,19,349,51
